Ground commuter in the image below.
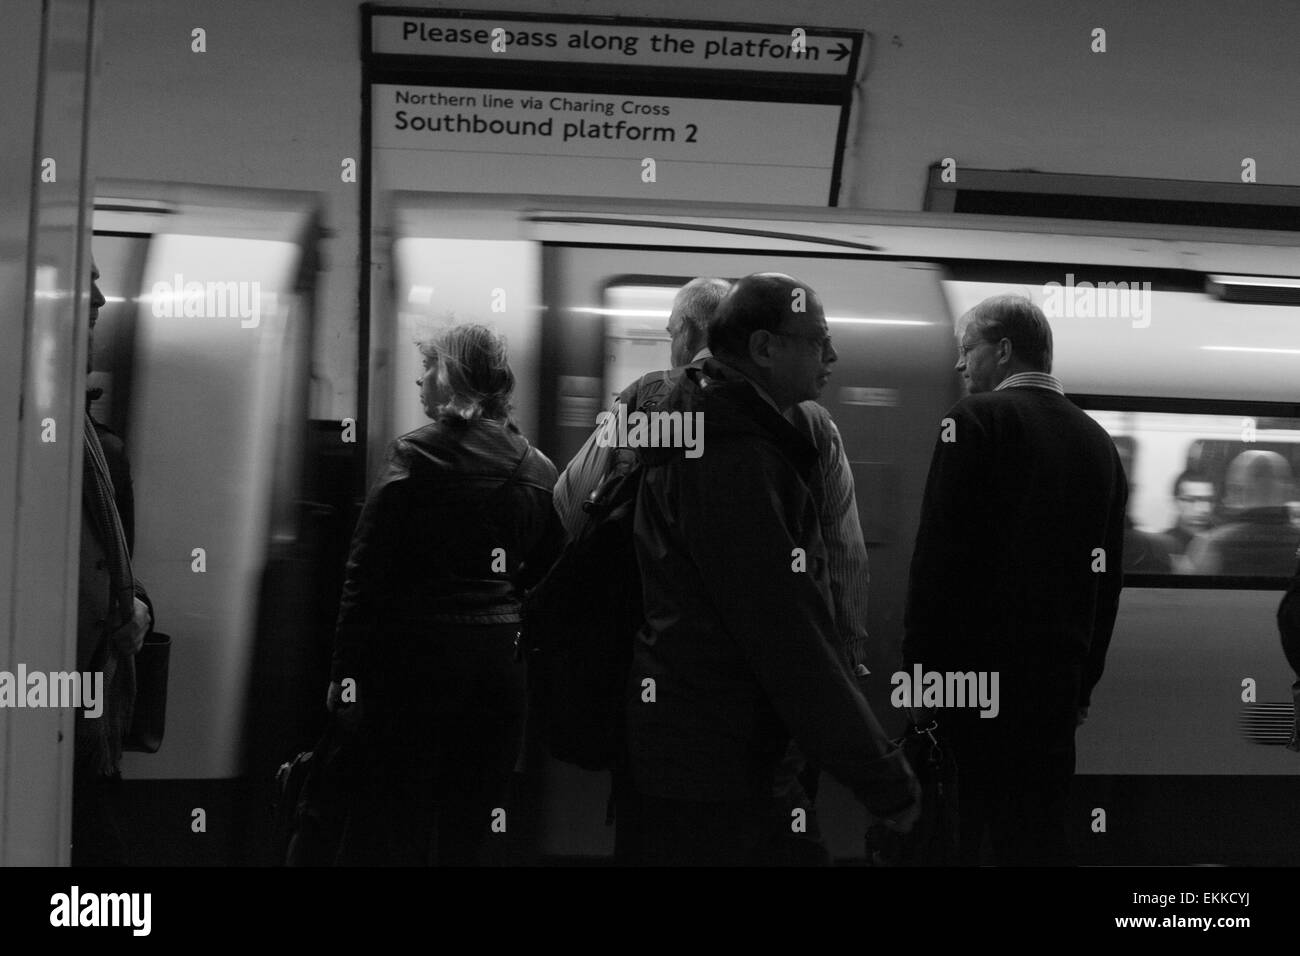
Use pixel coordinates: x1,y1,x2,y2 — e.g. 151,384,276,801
557,277,871,675
1161,470,1217,572
555,276,875,863
904,294,1126,866
328,324,565,865
1188,450,1299,576
624,272,918,866
73,258,155,865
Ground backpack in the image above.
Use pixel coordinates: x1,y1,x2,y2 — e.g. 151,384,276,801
523,379,673,771
523,454,643,771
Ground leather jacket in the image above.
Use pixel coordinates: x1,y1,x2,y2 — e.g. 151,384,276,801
331,416,564,683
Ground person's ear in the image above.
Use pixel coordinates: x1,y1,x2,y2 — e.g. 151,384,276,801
749,329,777,368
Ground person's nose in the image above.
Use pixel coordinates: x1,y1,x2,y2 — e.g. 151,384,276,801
90,281,105,310
825,340,838,364
955,355,966,372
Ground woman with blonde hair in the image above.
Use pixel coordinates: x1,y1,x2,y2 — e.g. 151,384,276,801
328,323,563,865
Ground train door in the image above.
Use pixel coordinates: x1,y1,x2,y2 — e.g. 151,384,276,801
0,0,97,866
89,184,322,863
537,244,960,860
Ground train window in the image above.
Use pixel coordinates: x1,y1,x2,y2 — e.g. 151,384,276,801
601,283,675,405
1085,409,1300,577
941,277,1300,403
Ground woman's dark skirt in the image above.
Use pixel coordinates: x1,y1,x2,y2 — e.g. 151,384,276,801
336,621,525,866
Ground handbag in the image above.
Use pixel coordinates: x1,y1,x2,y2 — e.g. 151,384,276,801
276,707,365,866
123,631,171,753
865,720,960,866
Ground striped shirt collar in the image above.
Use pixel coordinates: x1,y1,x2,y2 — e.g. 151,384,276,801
995,371,1065,395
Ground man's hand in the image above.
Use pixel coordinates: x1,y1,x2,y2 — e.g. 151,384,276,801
871,776,923,834
110,597,150,656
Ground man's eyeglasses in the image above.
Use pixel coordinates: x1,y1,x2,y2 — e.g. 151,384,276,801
773,330,833,353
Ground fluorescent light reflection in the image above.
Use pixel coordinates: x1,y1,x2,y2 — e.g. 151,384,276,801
1201,346,1300,355
1208,275,1300,288
574,308,930,325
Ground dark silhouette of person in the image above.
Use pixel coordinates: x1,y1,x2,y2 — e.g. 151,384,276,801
73,258,154,865
327,324,564,865
623,273,919,865
904,294,1126,866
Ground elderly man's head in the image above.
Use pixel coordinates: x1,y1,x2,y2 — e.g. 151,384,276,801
667,277,729,367
1224,450,1294,512
956,295,1053,394
707,272,836,411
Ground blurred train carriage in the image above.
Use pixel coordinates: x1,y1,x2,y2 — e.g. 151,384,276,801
80,183,1300,865
89,183,336,863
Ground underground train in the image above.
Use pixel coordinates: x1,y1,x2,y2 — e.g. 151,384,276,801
90,183,1300,864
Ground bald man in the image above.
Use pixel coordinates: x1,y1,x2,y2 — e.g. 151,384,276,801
1189,450,1299,576
624,273,917,866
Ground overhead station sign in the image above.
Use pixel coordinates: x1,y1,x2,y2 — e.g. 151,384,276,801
372,16,857,75
365,9,864,205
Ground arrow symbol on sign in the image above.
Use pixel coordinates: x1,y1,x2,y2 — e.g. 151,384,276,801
831,41,851,61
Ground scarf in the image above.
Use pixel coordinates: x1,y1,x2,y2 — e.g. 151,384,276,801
79,412,137,775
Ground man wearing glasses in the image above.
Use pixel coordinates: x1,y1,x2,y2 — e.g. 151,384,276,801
623,272,918,865
554,275,880,863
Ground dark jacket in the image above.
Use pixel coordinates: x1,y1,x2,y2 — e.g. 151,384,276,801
557,361,871,670
1187,508,1300,576
331,417,564,683
1124,518,1174,574
626,359,913,812
77,418,153,777
903,387,1127,735
1279,559,1300,683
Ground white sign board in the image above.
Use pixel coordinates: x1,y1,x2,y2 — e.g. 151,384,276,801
372,84,842,204
372,15,857,76
366,10,863,206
